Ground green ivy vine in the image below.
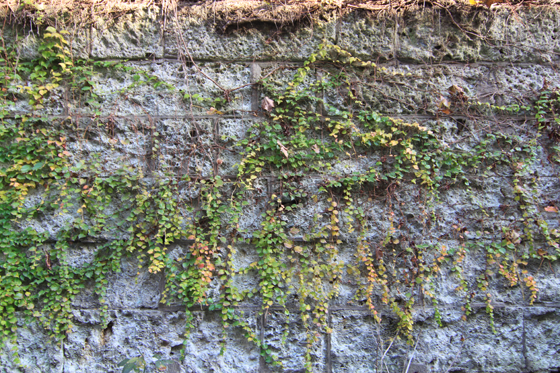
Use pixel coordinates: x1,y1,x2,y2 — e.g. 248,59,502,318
0,24,559,372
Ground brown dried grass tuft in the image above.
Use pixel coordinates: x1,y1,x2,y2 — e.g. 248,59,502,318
0,0,557,28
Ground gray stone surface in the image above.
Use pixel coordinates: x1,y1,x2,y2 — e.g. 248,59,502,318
340,7,560,63
524,307,560,373
263,311,326,372
325,63,560,115
68,61,253,117
1,3,560,373
164,7,337,61
91,8,163,59
0,24,89,60
330,307,529,373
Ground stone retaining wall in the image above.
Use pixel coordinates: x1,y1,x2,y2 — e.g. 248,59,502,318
1,3,559,372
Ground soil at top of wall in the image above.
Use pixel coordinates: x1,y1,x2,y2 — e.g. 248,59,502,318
1,0,559,35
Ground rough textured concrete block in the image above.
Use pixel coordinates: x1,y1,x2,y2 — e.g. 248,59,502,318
0,23,89,60
0,317,64,373
331,307,526,373
164,7,336,61
325,63,560,115
91,8,163,59
524,307,560,373
263,311,327,372
217,116,260,176
340,7,560,63
180,310,261,372
157,118,216,177
1,4,560,373
337,12,396,62
69,61,252,117
330,311,380,372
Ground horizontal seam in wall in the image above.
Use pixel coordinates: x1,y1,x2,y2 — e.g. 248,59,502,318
3,57,559,68
1,112,547,122
64,302,560,315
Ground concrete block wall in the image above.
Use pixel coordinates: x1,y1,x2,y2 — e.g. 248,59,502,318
1,2,560,372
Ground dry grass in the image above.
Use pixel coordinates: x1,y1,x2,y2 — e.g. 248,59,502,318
0,0,558,28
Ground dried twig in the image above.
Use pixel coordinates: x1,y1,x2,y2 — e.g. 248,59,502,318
404,335,420,373
379,334,397,372
443,337,464,373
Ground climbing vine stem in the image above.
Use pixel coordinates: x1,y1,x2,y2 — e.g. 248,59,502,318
0,26,558,372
